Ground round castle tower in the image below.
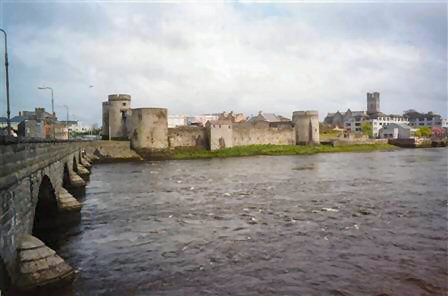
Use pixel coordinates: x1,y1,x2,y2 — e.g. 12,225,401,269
130,108,168,155
102,94,132,140
292,111,320,145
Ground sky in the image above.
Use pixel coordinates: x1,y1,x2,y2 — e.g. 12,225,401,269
0,0,446,125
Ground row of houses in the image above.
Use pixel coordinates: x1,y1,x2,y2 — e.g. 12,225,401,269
167,111,288,128
0,107,90,139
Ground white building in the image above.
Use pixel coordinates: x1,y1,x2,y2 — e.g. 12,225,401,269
344,114,408,137
168,115,189,128
370,115,409,137
379,123,415,139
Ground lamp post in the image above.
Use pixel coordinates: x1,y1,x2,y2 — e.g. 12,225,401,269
37,86,55,139
0,28,11,137
63,104,69,140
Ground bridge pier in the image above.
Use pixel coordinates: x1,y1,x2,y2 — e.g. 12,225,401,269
80,157,92,170
57,188,82,212
14,235,75,290
76,163,90,182
66,170,86,198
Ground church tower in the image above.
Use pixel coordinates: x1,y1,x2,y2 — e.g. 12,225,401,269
367,92,380,115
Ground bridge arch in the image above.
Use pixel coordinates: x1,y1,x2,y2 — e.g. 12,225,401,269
32,175,58,239
63,163,71,188
73,156,78,173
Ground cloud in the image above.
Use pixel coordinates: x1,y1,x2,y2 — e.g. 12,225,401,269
0,2,446,124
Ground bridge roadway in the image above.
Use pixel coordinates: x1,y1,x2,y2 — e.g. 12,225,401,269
0,138,97,293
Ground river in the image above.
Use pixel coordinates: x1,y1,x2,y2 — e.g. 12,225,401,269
42,149,448,295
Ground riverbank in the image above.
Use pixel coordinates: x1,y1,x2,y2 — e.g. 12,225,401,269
83,140,142,162
172,143,397,160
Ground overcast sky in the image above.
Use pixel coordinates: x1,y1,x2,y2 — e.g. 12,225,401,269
0,1,446,125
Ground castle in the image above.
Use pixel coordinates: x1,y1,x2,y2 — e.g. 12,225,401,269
102,94,319,153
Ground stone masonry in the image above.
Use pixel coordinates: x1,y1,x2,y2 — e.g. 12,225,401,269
0,141,93,292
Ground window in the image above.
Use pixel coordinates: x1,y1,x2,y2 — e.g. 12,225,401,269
419,123,424,126
355,123,361,126
122,103,126,107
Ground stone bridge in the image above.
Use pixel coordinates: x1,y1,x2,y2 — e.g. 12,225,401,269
0,140,96,293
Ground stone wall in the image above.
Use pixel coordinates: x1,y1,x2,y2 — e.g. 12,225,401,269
82,140,142,162
232,123,295,146
168,127,208,150
0,142,85,291
208,122,233,151
388,138,432,148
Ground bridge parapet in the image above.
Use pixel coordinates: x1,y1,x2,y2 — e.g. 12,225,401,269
0,142,81,190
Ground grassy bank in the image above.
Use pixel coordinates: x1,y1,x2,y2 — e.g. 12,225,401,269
172,143,396,160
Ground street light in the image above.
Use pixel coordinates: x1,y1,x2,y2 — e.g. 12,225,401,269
63,104,69,140
0,28,11,137
37,86,54,117
37,86,55,139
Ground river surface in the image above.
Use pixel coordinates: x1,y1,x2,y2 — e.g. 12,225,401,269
48,149,447,295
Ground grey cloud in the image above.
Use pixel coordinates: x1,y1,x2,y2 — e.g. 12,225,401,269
0,2,446,124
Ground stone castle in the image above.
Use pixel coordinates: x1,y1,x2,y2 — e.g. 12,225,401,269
102,94,319,153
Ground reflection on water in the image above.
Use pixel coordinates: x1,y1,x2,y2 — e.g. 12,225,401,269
21,149,448,295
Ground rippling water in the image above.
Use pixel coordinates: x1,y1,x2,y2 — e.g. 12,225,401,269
43,149,448,295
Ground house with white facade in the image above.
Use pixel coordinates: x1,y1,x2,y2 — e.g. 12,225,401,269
379,123,415,139
369,115,409,137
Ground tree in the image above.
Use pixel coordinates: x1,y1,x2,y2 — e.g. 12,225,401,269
415,127,432,138
361,121,373,138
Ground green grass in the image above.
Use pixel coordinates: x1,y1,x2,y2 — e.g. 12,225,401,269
172,143,396,160
319,130,343,140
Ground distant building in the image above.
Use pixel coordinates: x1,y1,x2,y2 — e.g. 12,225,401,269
60,120,91,134
325,92,408,137
404,110,443,128
18,120,45,139
325,110,368,128
168,115,189,128
69,121,93,133
53,123,69,140
19,107,56,122
247,111,292,128
368,115,409,137
379,123,415,139
218,111,246,123
18,119,68,140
